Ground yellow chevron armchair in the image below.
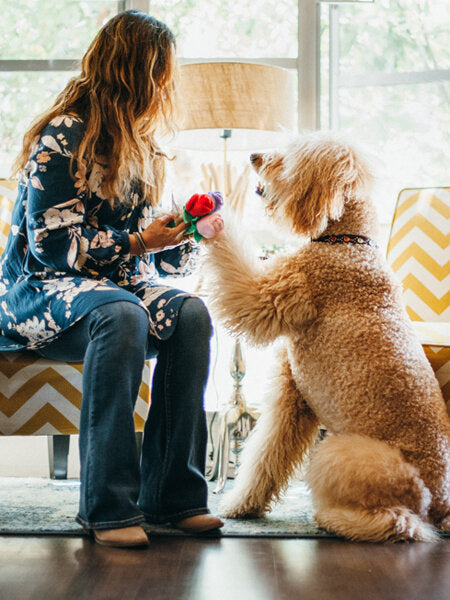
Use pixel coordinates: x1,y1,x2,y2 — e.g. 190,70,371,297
0,180,151,477
386,187,450,415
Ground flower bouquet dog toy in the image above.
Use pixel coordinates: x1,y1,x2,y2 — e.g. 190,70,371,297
170,191,224,242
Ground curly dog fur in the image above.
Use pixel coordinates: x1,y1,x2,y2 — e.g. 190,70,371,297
203,132,450,542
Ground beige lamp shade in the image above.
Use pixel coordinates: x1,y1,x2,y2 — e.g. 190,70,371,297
174,62,296,151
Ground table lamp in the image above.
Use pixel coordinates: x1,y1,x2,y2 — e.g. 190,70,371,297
175,61,296,492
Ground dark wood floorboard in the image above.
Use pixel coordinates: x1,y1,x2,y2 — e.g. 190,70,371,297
0,535,449,600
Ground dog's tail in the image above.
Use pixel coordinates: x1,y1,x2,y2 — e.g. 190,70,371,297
306,433,438,542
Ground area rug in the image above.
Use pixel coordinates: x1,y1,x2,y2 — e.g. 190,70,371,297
2,478,448,539
0,477,333,538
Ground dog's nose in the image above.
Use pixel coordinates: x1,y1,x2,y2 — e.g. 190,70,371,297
250,153,260,163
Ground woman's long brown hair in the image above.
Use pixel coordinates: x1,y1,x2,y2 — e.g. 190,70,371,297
13,10,179,206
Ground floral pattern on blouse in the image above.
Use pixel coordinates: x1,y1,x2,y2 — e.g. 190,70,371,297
0,115,198,350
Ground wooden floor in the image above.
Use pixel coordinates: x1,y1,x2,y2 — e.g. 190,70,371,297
0,535,449,600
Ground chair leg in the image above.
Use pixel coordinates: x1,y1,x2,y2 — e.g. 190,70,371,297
47,435,70,479
135,431,143,459
47,433,141,479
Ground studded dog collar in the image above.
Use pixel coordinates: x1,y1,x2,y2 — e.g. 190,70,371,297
312,233,379,249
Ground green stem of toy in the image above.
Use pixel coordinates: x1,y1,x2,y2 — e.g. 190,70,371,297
182,207,204,242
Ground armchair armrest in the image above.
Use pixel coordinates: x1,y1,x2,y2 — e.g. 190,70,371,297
412,322,450,347
413,321,450,415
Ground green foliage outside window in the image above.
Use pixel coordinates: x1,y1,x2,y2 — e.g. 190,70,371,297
334,0,449,221
0,1,118,173
150,0,298,58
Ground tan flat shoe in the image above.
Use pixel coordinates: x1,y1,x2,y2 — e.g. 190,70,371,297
91,525,149,548
174,514,224,533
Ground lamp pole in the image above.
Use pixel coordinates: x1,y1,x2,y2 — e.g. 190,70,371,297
205,128,260,494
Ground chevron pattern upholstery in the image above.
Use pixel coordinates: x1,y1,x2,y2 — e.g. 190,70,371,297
386,187,450,414
0,180,150,436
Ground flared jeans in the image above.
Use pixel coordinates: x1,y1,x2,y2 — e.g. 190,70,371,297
36,298,213,529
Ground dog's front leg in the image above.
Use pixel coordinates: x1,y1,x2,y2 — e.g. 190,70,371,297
203,230,316,346
220,348,319,518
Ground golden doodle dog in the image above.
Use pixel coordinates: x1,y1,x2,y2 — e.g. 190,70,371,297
203,132,450,542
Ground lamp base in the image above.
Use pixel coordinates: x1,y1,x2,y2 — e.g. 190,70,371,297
206,399,260,494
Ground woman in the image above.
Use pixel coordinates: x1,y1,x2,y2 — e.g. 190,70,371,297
0,10,224,547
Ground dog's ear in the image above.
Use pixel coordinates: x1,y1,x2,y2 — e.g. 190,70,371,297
282,137,372,237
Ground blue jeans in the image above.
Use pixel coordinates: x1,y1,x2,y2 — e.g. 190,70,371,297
35,298,213,529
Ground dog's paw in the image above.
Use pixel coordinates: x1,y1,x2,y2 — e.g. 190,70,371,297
220,505,264,519
436,515,450,531
219,493,266,519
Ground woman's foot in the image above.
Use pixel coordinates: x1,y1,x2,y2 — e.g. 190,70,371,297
91,525,149,547
174,514,224,533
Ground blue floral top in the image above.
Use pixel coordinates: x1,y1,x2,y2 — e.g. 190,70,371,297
0,115,197,351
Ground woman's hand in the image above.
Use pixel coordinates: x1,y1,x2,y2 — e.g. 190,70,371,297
130,214,188,255
143,214,188,250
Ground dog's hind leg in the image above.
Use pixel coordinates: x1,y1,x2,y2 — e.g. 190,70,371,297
306,434,438,542
400,444,450,528
220,348,319,518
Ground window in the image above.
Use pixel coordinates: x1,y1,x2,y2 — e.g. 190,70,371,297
0,0,123,175
150,0,297,58
320,0,449,223
1,1,448,216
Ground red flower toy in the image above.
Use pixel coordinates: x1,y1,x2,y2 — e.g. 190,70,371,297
182,191,224,242
185,193,215,217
